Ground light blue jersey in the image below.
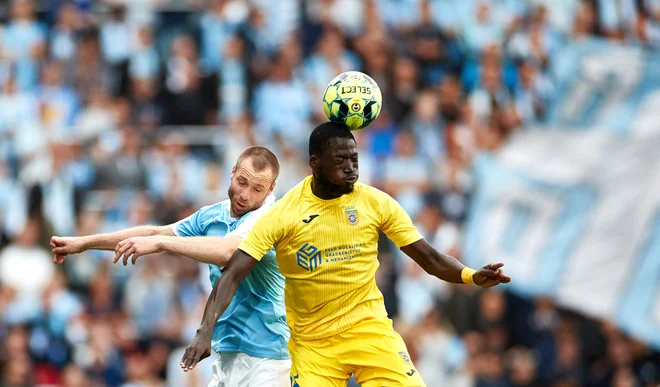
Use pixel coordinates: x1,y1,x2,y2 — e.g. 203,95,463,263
173,195,289,360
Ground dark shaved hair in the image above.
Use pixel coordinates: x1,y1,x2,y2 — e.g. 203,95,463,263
236,146,280,180
309,122,356,157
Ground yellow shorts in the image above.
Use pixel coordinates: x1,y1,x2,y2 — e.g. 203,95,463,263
288,318,426,387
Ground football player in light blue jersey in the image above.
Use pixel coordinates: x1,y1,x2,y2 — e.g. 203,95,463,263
50,146,291,387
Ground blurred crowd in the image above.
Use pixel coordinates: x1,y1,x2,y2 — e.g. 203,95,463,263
0,0,659,386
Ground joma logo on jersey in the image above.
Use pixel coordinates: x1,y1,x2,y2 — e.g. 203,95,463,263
290,374,300,387
296,243,322,272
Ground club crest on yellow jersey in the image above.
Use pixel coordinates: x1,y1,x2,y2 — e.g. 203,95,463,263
344,206,359,226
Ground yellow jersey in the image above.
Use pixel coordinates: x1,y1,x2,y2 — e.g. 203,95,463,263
239,176,423,341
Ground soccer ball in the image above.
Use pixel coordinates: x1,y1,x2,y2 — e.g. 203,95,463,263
322,71,382,130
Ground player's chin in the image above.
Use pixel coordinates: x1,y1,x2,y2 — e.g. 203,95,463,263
233,205,249,217
337,183,355,194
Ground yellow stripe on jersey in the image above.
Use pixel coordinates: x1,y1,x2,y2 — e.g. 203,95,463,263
239,176,423,341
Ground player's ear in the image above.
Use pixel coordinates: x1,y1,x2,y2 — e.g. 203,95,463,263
230,165,236,179
309,154,318,170
268,181,276,195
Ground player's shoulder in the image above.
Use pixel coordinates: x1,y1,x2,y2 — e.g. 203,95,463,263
195,200,232,221
354,181,395,202
353,182,400,220
272,178,309,208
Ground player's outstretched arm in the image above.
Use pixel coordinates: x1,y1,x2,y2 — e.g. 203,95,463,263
50,225,175,264
400,239,511,287
113,235,242,266
180,249,258,372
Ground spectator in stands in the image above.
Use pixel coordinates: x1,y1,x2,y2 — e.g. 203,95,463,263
513,58,553,124
430,0,474,37
462,1,506,58
124,254,181,340
67,29,114,103
161,35,219,126
37,61,79,137
413,309,470,387
405,89,445,162
94,125,147,190
60,364,92,387
0,73,39,163
128,78,160,141
218,34,249,120
380,129,430,215
466,45,514,129
408,0,458,86
353,29,392,93
1,352,32,387
596,0,639,40
507,347,539,387
0,159,27,242
129,24,160,82
389,57,421,123
253,52,311,149
303,25,360,104
72,319,123,386
50,3,81,63
146,132,205,203
75,87,116,141
1,0,46,89
571,1,598,38
532,0,580,35
0,217,54,324
99,5,130,68
40,138,86,236
198,0,244,72
507,5,560,70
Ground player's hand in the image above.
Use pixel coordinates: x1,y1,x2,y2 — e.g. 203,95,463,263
180,329,212,372
114,236,162,266
50,236,86,264
473,263,511,288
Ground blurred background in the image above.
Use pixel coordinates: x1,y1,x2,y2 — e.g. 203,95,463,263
0,0,659,386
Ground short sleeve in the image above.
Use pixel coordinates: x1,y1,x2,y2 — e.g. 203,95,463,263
378,192,424,248
173,207,207,237
238,205,286,261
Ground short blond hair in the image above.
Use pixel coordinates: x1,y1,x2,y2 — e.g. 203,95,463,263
235,146,280,180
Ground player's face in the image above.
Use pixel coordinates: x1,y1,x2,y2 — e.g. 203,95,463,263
318,137,359,194
228,161,275,218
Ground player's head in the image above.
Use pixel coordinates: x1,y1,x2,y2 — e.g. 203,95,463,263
229,146,279,217
309,122,358,195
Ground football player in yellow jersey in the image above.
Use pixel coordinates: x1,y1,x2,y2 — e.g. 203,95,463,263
181,122,511,386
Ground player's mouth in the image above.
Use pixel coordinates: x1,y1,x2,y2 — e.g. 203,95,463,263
345,175,358,184
234,202,247,212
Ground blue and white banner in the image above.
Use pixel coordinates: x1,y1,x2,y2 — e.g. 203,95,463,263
464,40,660,349
546,39,660,137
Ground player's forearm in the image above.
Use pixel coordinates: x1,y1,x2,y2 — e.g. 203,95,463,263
422,250,466,283
81,226,168,251
197,249,258,333
198,270,240,333
157,236,237,266
400,239,466,284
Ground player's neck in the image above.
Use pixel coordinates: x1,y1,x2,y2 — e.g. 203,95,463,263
311,177,344,200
